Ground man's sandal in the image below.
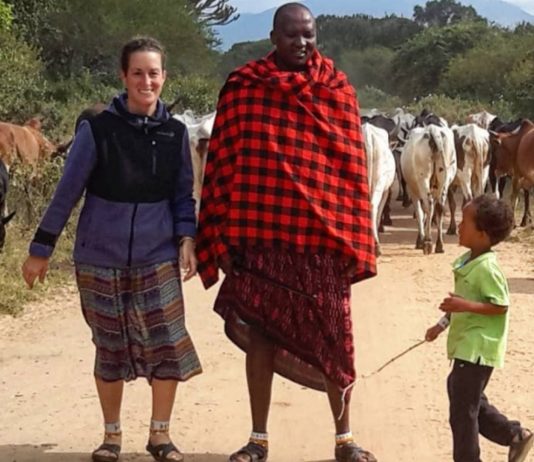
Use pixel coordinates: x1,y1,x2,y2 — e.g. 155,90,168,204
509,428,534,462
92,431,122,462
229,441,268,461
335,442,377,462
146,441,184,462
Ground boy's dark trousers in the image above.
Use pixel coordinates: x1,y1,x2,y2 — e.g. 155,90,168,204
448,359,521,462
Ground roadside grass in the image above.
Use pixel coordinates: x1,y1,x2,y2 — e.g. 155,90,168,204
0,223,75,316
0,158,79,317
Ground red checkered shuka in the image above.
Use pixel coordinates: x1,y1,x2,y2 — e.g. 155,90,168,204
196,50,376,288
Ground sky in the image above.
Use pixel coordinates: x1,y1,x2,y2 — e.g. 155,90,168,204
229,0,534,15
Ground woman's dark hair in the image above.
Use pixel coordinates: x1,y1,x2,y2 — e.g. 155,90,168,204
472,194,514,245
120,36,166,73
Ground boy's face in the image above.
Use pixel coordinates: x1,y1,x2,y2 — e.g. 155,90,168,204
458,202,490,249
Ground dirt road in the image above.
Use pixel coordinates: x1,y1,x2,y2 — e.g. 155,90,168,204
1,204,534,462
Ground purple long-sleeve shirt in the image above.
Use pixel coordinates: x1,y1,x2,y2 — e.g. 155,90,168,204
30,99,196,268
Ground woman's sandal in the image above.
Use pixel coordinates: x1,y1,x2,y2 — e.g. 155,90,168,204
509,428,534,462
335,442,377,462
146,429,184,462
92,431,122,462
229,441,268,461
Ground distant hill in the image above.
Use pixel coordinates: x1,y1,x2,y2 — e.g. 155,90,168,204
214,0,534,50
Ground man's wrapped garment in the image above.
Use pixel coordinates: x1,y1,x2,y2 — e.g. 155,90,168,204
196,50,376,391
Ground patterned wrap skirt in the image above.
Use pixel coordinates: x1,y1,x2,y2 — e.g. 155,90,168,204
214,247,355,391
76,260,202,383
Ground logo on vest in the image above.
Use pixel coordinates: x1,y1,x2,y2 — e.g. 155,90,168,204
155,131,175,137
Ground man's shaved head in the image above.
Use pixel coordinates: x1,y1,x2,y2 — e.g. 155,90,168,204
272,2,314,30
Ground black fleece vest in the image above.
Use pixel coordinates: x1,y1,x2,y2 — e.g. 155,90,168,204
87,111,186,203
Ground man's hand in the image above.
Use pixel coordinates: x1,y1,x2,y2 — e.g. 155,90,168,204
179,239,197,282
22,255,49,289
439,293,471,313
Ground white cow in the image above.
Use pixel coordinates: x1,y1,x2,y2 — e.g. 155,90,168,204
173,110,216,216
447,124,490,235
401,125,457,254
362,123,396,256
466,110,496,130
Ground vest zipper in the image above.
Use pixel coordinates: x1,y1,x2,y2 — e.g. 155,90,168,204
151,141,157,175
127,204,138,266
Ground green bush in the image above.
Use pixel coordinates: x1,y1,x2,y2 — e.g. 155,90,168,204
357,86,402,112
0,28,47,122
163,73,219,114
407,94,516,125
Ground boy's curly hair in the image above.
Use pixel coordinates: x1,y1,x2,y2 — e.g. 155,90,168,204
472,194,514,245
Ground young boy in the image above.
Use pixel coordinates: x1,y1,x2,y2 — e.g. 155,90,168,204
425,194,532,462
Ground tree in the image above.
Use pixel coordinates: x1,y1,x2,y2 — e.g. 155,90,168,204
0,0,12,32
413,0,484,27
390,21,490,100
24,0,218,81
218,39,272,80
0,28,47,121
4,0,60,45
189,0,239,26
338,46,395,94
317,14,422,59
441,32,529,102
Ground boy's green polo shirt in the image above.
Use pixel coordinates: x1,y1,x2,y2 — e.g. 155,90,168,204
447,251,509,368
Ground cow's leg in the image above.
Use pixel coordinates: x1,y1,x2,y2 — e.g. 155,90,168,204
447,187,458,235
420,196,433,255
435,201,445,254
414,199,425,250
394,151,404,202
380,188,393,229
510,177,520,228
402,178,412,208
520,189,532,227
497,176,507,200
370,191,381,257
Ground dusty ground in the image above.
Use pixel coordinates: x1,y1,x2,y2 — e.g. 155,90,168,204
1,202,534,462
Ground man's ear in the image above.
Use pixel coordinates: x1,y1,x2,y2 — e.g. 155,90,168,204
270,30,276,47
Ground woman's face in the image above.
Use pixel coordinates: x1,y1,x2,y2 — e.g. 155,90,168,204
121,50,166,116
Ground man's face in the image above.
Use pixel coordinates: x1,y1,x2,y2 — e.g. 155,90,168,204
270,6,316,71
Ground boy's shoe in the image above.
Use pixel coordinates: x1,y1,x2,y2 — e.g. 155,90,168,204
509,428,534,462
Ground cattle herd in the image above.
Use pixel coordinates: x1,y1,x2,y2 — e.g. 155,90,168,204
362,108,533,256
0,105,531,257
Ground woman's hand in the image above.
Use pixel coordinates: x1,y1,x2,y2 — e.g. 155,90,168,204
22,255,49,289
179,238,197,282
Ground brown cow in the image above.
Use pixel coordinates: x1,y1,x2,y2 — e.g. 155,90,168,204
0,118,56,171
490,120,534,226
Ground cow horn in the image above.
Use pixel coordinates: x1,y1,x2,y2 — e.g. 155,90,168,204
2,210,16,225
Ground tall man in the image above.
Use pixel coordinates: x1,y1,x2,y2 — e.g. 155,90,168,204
196,3,377,461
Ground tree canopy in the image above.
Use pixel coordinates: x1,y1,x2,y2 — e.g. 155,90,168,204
413,0,485,27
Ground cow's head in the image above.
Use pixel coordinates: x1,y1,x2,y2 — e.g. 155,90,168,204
0,210,15,250
488,131,514,177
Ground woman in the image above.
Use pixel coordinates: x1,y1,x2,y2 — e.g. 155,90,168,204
22,36,201,462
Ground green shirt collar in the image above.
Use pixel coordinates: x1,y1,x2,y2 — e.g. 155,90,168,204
453,250,496,276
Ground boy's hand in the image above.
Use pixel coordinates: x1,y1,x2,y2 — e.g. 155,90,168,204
439,293,471,313
425,324,445,342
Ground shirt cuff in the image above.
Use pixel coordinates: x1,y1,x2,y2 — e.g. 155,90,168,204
29,242,54,259
174,221,196,239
